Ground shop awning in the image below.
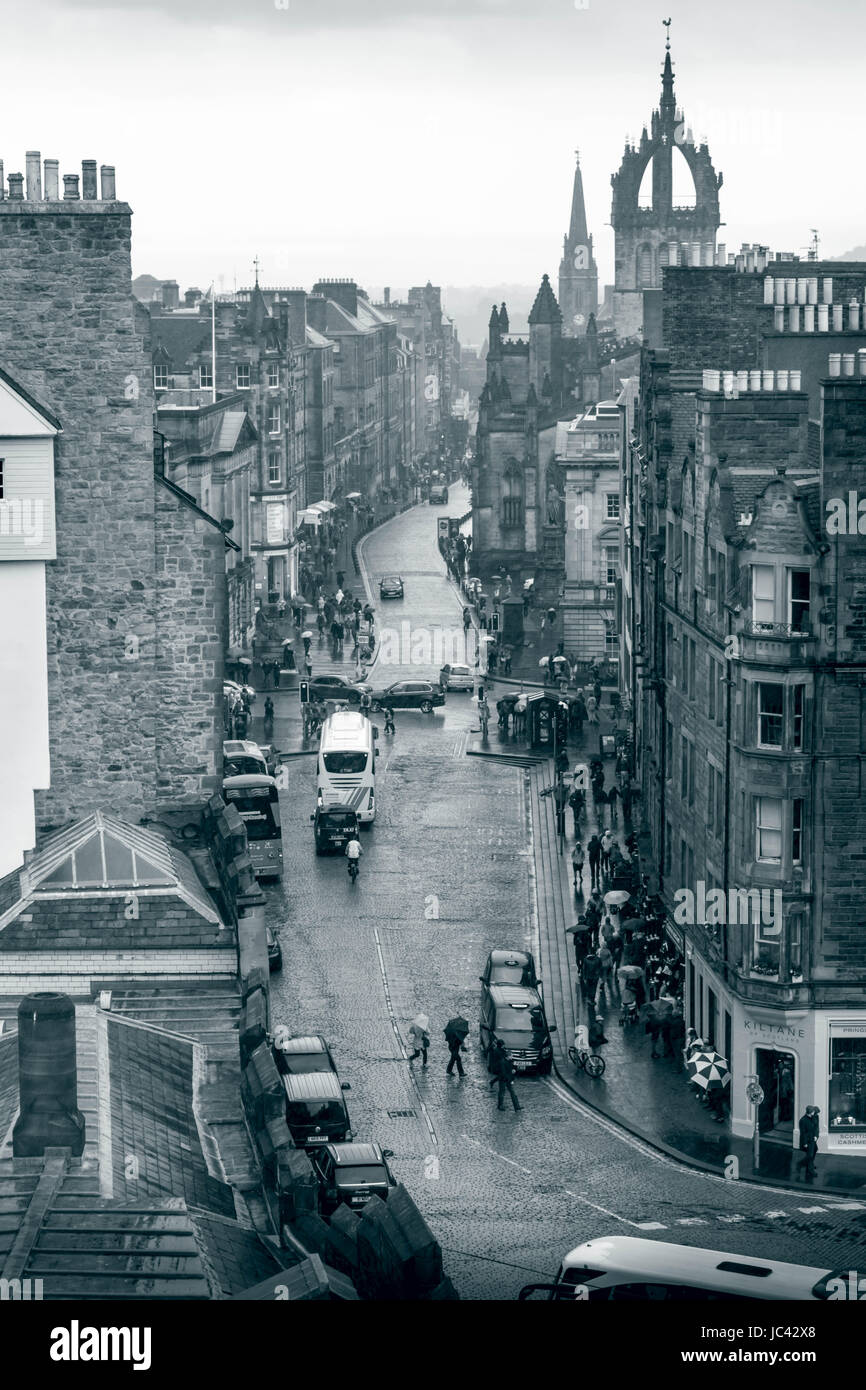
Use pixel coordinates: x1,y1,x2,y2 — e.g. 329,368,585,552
298,508,323,527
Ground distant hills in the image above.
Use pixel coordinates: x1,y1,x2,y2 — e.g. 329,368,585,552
834,246,866,262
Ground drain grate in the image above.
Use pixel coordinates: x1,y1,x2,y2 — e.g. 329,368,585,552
388,1109,416,1118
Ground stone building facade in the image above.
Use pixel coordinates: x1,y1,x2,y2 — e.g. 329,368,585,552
472,276,601,591
555,400,622,658
0,152,226,844
610,39,722,339
623,254,866,1155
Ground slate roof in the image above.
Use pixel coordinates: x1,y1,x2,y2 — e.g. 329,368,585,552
148,312,210,367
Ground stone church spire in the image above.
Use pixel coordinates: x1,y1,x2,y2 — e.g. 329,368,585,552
558,148,598,337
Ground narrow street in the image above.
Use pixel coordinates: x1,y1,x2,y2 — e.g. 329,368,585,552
265,489,866,1299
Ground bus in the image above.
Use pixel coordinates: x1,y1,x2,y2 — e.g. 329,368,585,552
517,1235,836,1301
222,773,283,881
317,711,377,824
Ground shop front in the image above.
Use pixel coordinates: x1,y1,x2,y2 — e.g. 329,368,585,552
823,1018,866,1153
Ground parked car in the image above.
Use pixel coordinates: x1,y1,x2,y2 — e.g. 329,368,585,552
311,1142,396,1215
479,982,555,1075
266,926,283,973
370,680,445,714
311,804,361,855
480,949,539,990
308,674,371,706
379,575,404,600
439,662,474,692
272,1033,338,1077
283,1070,352,1148
429,484,448,504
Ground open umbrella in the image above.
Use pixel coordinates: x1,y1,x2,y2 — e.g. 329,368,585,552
604,890,631,908
641,997,674,1023
238,656,252,667
281,637,294,647
617,964,644,982
538,656,549,668
687,1051,731,1092
412,1013,430,1033
444,1015,470,1042
301,630,313,640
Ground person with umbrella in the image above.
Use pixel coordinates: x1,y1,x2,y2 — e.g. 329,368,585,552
444,1016,469,1077
687,1049,731,1122
407,1014,430,1068
642,993,674,1059
302,630,313,658
566,918,592,969
489,1038,521,1112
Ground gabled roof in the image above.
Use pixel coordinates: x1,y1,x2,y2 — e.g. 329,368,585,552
0,365,62,436
4,811,221,926
209,410,252,456
528,274,563,327
305,324,334,349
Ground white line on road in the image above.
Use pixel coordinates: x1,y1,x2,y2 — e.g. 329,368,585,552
372,925,438,1150
461,1133,644,1228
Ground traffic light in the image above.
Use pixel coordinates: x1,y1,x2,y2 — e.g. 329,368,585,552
491,612,500,633
299,681,310,705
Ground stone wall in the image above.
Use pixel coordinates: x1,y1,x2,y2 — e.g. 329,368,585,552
0,180,225,844
0,894,233,951
661,267,763,370
0,200,158,836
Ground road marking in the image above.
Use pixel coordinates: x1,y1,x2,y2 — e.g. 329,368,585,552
717,1214,746,1223
764,1211,789,1219
675,1217,708,1226
461,1134,532,1176
634,1222,667,1230
797,1205,830,1214
372,925,438,1150
461,1134,643,1226
825,1202,866,1211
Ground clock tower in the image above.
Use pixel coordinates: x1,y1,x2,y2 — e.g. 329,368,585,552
558,150,598,338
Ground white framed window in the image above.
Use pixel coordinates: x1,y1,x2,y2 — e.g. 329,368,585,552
788,568,810,632
758,683,784,748
756,797,783,864
752,564,775,629
606,493,620,520
153,364,169,390
603,545,618,587
199,363,213,390
236,363,251,389
267,362,279,389
0,458,4,500
268,450,281,485
267,404,281,435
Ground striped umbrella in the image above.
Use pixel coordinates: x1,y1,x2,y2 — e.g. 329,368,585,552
687,1050,731,1093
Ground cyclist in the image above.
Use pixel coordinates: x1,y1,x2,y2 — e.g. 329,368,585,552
346,835,362,879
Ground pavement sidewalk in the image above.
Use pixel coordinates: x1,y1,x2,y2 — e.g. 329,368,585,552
531,761,866,1197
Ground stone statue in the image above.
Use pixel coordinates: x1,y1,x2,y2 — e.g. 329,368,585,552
546,483,565,527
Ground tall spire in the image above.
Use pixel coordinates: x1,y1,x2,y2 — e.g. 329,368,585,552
568,149,589,247
660,17,675,115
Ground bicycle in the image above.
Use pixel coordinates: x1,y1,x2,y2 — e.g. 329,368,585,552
567,1045,606,1078
347,858,359,885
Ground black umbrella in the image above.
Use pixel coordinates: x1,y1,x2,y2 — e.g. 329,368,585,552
444,1015,470,1042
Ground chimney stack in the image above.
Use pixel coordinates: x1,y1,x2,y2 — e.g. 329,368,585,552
25,151,42,201
100,165,116,199
44,159,59,200
12,993,86,1158
81,159,98,199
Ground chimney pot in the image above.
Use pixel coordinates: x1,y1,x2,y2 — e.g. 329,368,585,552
43,159,59,200
803,304,815,332
100,165,116,200
828,353,841,377
843,353,856,376
774,278,786,305
8,172,24,200
63,174,80,200
763,277,775,304
785,277,797,305
822,277,833,304
749,369,762,391
848,301,860,331
833,304,844,332
774,306,786,331
790,369,802,390
776,369,789,390
81,159,98,199
789,305,800,332
736,370,749,392
25,150,42,200
817,303,829,331
762,369,775,390
796,278,808,305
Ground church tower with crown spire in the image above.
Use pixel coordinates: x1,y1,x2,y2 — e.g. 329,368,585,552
610,24,722,340
558,151,598,337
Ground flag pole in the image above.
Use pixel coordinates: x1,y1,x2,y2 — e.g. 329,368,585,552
210,282,217,404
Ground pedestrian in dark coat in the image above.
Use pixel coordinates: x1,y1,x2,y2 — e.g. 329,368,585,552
587,834,602,889
489,1039,521,1111
593,679,602,707
797,1106,820,1177
581,951,602,1007
445,1034,466,1076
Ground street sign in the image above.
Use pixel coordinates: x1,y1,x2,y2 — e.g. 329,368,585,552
746,1081,764,1105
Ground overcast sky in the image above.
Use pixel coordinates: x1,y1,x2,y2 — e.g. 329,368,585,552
1,0,862,307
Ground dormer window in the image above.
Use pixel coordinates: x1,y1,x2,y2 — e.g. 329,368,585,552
153,365,169,390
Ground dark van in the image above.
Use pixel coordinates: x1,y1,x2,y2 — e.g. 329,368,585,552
311,803,361,855
429,484,448,504
283,1070,352,1148
479,983,555,1075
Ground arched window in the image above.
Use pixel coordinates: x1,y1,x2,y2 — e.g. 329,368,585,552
502,459,523,529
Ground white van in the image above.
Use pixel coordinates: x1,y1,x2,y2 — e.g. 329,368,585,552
518,1235,834,1301
317,711,377,824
